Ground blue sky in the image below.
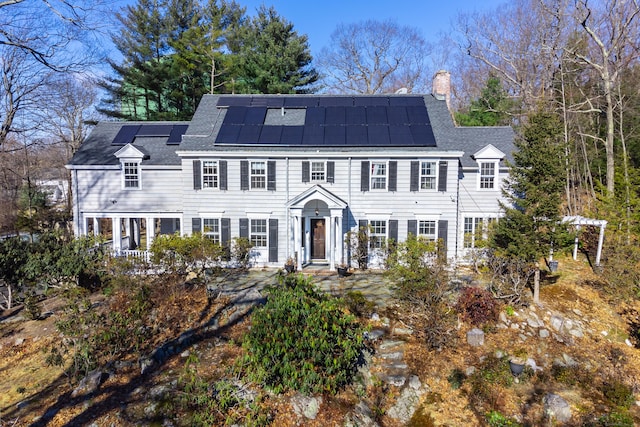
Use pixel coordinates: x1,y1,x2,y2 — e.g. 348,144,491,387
238,0,506,53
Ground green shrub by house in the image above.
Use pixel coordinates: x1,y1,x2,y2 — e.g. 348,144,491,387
239,273,366,395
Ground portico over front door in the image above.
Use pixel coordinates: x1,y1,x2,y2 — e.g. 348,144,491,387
311,218,325,259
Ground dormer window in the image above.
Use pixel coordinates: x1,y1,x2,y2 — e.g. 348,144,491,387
114,143,146,190
472,144,505,191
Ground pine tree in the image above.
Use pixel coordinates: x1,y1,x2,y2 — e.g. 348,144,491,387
228,6,318,94
455,75,514,127
491,111,569,261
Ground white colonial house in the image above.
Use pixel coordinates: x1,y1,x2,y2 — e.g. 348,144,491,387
67,74,514,270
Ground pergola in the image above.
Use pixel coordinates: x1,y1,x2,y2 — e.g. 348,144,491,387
563,215,608,267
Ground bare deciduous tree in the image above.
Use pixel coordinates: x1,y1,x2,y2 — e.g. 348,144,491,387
316,20,432,94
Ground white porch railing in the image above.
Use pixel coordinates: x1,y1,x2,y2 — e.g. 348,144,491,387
112,249,151,263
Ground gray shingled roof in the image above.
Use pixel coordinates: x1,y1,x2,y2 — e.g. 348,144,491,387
69,121,189,166
69,95,515,167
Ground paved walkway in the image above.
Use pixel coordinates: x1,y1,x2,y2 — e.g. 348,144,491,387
210,266,394,307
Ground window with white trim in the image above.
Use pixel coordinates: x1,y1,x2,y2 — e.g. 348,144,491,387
250,219,267,247
479,162,496,189
370,162,387,190
418,220,437,241
203,218,220,244
251,161,266,189
123,162,140,188
420,161,437,190
369,220,387,249
463,217,495,248
311,161,325,182
202,161,219,188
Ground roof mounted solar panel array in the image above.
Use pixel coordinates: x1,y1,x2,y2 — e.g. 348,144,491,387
213,95,436,147
111,124,188,145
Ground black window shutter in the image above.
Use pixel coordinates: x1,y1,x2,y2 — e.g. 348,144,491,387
407,220,417,237
268,218,278,262
327,161,335,183
361,161,370,191
219,160,227,190
192,217,201,233
193,160,201,190
358,219,368,230
221,218,230,245
438,220,448,251
438,161,448,192
388,161,397,192
267,160,276,190
410,161,419,191
240,160,249,190
389,220,398,242
302,161,310,183
239,218,249,238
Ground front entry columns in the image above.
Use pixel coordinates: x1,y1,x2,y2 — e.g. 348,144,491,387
330,208,344,270
290,208,303,270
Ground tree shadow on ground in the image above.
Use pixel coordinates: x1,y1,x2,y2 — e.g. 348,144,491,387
0,285,264,427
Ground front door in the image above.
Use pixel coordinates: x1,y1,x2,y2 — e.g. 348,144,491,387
311,219,325,259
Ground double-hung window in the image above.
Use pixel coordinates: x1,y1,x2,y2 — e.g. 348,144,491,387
202,161,218,188
203,218,220,244
370,162,387,190
479,162,496,189
123,162,140,188
420,161,437,190
251,161,266,189
418,220,437,241
369,220,387,249
311,161,326,182
463,217,495,248
250,219,267,248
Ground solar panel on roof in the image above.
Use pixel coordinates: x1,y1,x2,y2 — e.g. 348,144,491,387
284,97,319,108
324,125,346,145
389,96,424,106
265,98,284,107
346,106,366,125
244,107,267,125
325,106,346,124
410,125,437,146
112,125,140,145
223,106,247,124
355,97,388,107
138,124,173,136
406,106,430,125
237,125,262,144
305,107,325,125
319,97,353,107
366,106,387,124
217,97,250,107
389,125,413,144
302,126,324,145
346,125,367,145
368,125,390,145
215,124,241,143
281,126,304,144
387,107,409,125
259,126,282,143
167,124,188,145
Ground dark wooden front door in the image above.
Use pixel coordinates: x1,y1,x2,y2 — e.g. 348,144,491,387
311,219,325,259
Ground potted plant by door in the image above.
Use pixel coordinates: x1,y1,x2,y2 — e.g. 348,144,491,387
284,257,296,273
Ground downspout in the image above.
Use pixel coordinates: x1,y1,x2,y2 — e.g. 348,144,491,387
454,162,461,264
286,157,290,258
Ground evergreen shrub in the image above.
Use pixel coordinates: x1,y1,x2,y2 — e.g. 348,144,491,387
239,273,366,394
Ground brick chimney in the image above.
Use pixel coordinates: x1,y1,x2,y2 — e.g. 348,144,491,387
432,70,451,109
